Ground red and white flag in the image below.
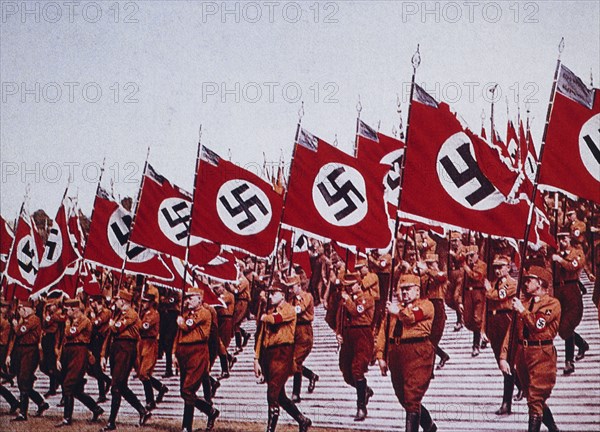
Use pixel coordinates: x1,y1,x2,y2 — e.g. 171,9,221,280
194,249,239,282
357,120,405,216
33,199,81,293
5,207,40,291
279,228,312,278
523,125,538,183
129,164,221,266
0,215,14,273
284,128,392,249
539,64,600,203
191,147,283,258
506,120,520,168
85,187,173,279
400,84,552,244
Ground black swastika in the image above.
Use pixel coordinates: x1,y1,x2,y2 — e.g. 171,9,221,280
440,142,495,206
17,240,37,275
583,129,600,165
45,228,59,261
161,201,191,241
317,167,365,221
110,215,146,260
219,184,268,230
386,156,403,191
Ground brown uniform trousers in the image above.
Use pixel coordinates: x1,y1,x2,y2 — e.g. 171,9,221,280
41,305,63,393
486,276,517,361
217,291,235,352
138,308,159,381
88,307,111,398
376,298,435,413
60,315,100,420
459,260,488,333
106,307,145,424
337,291,374,386
501,294,561,416
233,277,250,332
10,314,46,416
554,248,585,339
174,306,212,405
446,249,466,313
292,291,314,373
257,301,296,406
421,271,447,347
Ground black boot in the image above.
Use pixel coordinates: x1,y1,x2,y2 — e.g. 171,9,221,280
142,380,156,411
210,375,220,399
354,379,367,421
528,414,542,432
574,333,589,361
241,328,251,348
420,405,437,432
206,405,220,431
219,354,230,380
266,406,280,432
280,394,311,432
151,376,168,404
0,384,18,413
435,346,450,369
303,367,319,394
542,405,560,432
182,403,194,432
104,390,121,430
56,395,74,427
495,373,513,415
46,375,58,397
291,372,302,403
12,393,29,421
234,331,243,353
405,412,420,432
472,331,481,357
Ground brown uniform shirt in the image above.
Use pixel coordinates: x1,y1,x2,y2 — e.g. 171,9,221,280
42,305,65,334
375,298,434,359
421,270,447,300
556,248,585,283
464,260,487,288
176,306,212,345
568,219,586,244
0,315,10,345
89,307,111,338
235,277,251,301
14,314,41,345
449,246,467,271
140,308,160,339
370,253,392,273
500,294,561,360
218,291,235,317
109,307,140,341
292,291,314,324
258,301,296,350
337,290,375,333
361,272,380,301
64,315,92,344
487,276,518,312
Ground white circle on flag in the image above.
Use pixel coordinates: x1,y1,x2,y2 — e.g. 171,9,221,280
436,132,505,211
40,226,63,268
216,179,272,236
579,113,600,182
380,149,404,205
524,153,537,183
158,198,203,246
107,207,154,263
16,235,39,285
312,163,368,227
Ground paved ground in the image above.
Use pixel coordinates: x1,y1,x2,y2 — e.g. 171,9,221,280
1,275,598,431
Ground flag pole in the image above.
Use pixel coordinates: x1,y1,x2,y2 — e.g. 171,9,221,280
180,125,203,312
116,147,151,296
268,102,304,280
384,44,421,362
77,158,106,297
506,37,565,367
1,191,28,300
353,95,362,158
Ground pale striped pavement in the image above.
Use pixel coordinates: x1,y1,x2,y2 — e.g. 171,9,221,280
7,275,600,431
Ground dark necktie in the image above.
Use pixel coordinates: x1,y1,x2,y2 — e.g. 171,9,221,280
392,315,403,337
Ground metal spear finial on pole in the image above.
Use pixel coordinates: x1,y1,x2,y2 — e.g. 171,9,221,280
412,44,421,71
298,101,304,121
356,94,362,114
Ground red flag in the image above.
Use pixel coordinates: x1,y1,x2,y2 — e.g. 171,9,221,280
68,203,86,257
400,85,552,244
518,120,528,169
84,188,173,279
332,242,357,272
506,120,520,168
523,125,538,183
279,228,312,279
148,255,223,306
356,120,405,217
539,64,600,203
284,128,392,249
129,164,221,266
194,250,239,282
33,200,81,293
5,207,40,291
191,147,283,258
472,132,520,198
0,215,14,273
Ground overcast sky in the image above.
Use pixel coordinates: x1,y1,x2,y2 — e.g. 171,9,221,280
1,0,599,220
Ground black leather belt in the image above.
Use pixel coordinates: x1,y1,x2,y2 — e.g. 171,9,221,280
265,342,293,350
389,336,429,345
488,309,511,316
179,340,207,345
297,321,311,326
518,339,553,347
